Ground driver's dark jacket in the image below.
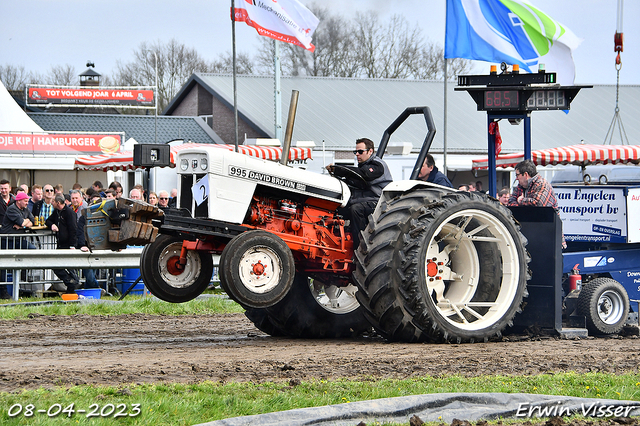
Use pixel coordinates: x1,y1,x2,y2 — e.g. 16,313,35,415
333,155,393,204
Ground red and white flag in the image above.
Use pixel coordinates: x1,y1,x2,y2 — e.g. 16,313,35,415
233,0,319,52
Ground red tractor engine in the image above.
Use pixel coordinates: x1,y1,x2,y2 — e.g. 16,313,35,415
245,195,354,278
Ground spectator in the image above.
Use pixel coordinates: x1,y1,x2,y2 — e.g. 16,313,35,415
417,154,453,187
457,184,469,191
508,160,559,208
133,184,145,201
19,184,29,194
1,192,35,236
45,193,78,294
105,189,116,199
0,192,36,297
109,181,123,199
147,191,159,206
72,183,83,191
468,182,476,192
85,187,97,201
476,181,486,194
168,188,177,208
33,184,56,221
92,180,106,197
497,187,510,206
508,160,564,248
70,190,88,220
64,193,71,206
29,184,43,213
0,179,15,225
54,184,64,195
129,188,142,200
76,193,101,289
157,190,170,209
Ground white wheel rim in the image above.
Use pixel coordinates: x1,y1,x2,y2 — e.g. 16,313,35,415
425,208,520,331
237,245,283,294
598,290,625,325
158,242,202,289
309,280,360,314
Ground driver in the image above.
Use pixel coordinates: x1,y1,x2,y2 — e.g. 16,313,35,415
326,138,392,250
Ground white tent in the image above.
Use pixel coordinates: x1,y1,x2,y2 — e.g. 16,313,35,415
0,79,44,133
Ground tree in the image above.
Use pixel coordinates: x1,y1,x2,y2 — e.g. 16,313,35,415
0,64,32,91
46,64,77,86
252,6,471,81
210,51,255,74
254,5,360,77
112,39,210,112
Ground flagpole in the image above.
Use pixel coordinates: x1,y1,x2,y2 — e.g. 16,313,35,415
274,40,282,142
231,0,239,151
443,58,448,176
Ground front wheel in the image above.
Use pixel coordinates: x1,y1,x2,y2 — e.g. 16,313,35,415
140,234,213,303
220,231,295,308
578,278,629,335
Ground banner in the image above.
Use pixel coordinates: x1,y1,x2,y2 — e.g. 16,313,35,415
445,0,582,85
0,133,122,155
233,0,319,51
26,86,155,108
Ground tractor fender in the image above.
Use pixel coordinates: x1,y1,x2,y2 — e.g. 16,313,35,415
376,180,457,212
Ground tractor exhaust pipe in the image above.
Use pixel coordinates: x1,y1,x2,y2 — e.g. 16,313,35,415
280,90,299,166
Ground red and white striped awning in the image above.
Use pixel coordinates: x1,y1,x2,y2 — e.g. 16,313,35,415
75,143,313,171
472,144,640,171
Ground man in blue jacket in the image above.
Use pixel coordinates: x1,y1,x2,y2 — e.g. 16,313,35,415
417,154,453,188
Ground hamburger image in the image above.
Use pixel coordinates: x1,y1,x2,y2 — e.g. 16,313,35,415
99,136,120,154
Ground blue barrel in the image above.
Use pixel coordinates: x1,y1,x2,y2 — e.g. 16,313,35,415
118,268,144,295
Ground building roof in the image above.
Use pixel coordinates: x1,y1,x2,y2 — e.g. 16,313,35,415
176,73,640,154
28,113,224,145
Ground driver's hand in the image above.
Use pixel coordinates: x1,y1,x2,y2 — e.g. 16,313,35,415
326,164,335,173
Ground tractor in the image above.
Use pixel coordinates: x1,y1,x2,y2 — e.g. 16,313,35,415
89,106,532,344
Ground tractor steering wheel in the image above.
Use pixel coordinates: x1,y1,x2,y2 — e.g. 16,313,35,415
329,165,368,190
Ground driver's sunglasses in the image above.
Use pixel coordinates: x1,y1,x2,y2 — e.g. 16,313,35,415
353,149,367,155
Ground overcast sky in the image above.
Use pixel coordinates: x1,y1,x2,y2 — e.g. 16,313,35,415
1,0,638,86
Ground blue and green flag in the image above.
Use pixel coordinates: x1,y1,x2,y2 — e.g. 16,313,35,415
445,0,582,85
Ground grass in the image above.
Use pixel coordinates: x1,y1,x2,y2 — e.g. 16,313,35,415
1,373,639,425
0,293,244,319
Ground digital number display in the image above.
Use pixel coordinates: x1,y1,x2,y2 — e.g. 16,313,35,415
527,90,566,109
484,90,519,109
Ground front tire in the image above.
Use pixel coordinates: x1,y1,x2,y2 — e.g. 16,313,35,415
578,278,629,335
354,190,530,343
140,234,213,303
220,230,295,308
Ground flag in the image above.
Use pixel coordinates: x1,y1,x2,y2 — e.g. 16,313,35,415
445,0,582,85
233,0,319,52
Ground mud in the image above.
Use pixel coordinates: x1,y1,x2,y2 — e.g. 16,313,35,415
1,313,639,393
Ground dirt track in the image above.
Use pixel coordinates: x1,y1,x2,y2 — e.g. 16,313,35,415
1,313,639,393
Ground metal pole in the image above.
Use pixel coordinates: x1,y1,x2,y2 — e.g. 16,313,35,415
281,90,299,166
274,40,282,142
153,51,158,192
443,59,448,175
231,0,239,151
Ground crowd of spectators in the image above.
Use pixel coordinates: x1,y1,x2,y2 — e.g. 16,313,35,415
0,178,177,299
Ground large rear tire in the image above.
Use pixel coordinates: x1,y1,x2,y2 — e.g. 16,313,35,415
140,234,213,303
577,277,629,335
354,190,530,343
244,308,286,337
263,274,371,338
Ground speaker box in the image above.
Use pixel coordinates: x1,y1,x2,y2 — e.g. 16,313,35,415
133,144,171,167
